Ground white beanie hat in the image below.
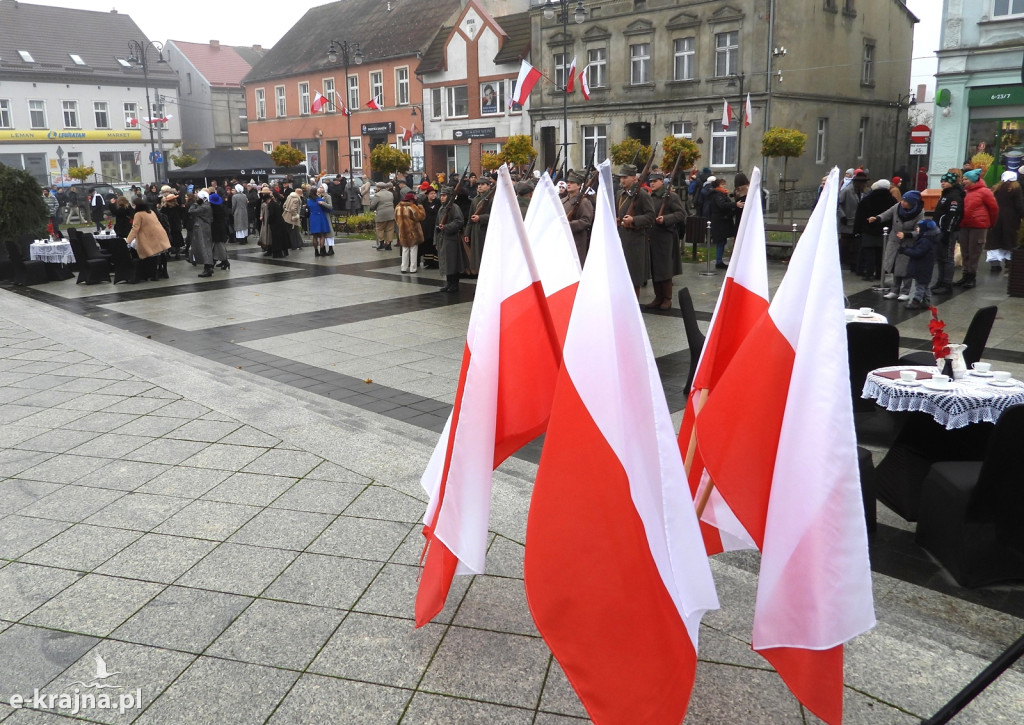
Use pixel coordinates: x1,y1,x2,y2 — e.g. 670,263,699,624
871,179,890,191
197,189,210,200
1001,170,1017,183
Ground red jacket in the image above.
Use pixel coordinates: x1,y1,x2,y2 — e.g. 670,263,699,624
961,181,999,229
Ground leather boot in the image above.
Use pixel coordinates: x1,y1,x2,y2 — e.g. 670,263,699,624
314,247,321,257
659,281,673,310
198,265,214,278
961,273,976,289
644,281,664,309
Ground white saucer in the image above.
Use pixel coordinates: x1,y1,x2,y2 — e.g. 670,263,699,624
988,380,1020,388
894,379,921,386
922,379,954,391
969,370,994,377
856,313,875,319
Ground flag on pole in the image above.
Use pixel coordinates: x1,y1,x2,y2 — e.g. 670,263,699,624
678,167,768,555
510,59,542,108
565,56,577,93
402,126,412,142
311,90,328,113
579,65,591,101
366,94,382,111
126,117,139,127
415,165,564,627
334,91,351,117
695,167,875,724
744,93,753,128
525,160,718,724
722,98,733,129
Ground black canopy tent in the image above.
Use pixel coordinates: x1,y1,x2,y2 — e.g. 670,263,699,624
166,150,305,186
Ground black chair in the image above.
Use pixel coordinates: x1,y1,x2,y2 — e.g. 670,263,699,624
857,446,877,534
80,232,112,265
847,322,903,447
915,404,1024,587
678,287,705,398
105,239,141,284
4,240,48,286
67,236,110,285
899,306,997,368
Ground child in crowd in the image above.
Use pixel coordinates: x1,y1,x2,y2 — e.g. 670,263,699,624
898,218,940,310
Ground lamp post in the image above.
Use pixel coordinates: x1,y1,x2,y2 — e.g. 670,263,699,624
890,90,917,177
727,72,746,172
326,39,364,205
126,40,166,184
543,0,586,174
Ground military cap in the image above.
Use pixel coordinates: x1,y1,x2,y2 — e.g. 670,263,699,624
614,163,638,177
648,171,666,181
566,169,586,184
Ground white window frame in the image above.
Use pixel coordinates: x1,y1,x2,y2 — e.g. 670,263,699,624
481,142,503,157
299,82,311,115
255,88,266,119
714,31,738,77
994,0,1024,16
508,79,523,113
587,47,607,88
397,135,412,156
93,101,109,129
445,85,468,118
28,100,46,129
350,137,363,170
430,88,443,120
857,117,867,159
62,100,79,129
480,82,505,115
123,102,138,128
396,67,410,105
582,124,607,168
673,37,695,81
263,142,274,153
275,85,286,117
369,70,384,106
554,53,570,90
18,50,34,63
69,53,85,66
862,42,875,86
816,118,828,164
0,99,11,129
348,75,359,109
322,78,335,113
711,121,737,167
630,43,651,85
670,121,693,138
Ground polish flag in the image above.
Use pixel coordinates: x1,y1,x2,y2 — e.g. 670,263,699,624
745,93,753,128
415,165,564,627
366,94,382,111
509,59,542,108
525,161,718,724
722,98,733,129
678,167,767,555
126,117,138,127
564,56,577,93
579,65,591,101
695,167,875,724
334,91,351,117
311,90,328,113
401,126,412,142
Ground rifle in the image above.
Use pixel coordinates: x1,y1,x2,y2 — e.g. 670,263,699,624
620,142,659,225
438,162,471,227
657,147,686,218
546,147,563,177
566,154,599,222
523,154,538,180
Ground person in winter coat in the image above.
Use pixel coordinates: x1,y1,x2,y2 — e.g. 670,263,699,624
89,188,107,232
956,168,999,288
930,171,964,295
419,188,441,269
874,190,924,300
897,219,940,310
838,170,869,271
435,186,465,293
707,177,742,269
208,192,230,270
283,188,305,252
188,190,215,277
307,187,333,256
987,170,1024,272
395,192,426,273
464,176,493,276
160,192,186,258
112,196,134,239
853,179,896,280
231,184,249,243
646,170,686,310
360,179,374,213
42,188,60,237
563,169,594,266
370,182,395,251
258,188,273,254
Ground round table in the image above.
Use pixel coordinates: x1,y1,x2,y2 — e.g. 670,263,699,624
845,309,888,324
29,240,75,265
862,365,1024,430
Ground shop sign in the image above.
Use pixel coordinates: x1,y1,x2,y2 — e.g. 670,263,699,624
0,129,143,141
361,122,395,135
453,127,496,140
967,85,1024,108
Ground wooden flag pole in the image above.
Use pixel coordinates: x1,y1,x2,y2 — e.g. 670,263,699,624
681,387,716,518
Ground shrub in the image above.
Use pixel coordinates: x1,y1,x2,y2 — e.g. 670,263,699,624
0,163,48,239
270,144,305,167
610,138,652,167
369,145,412,175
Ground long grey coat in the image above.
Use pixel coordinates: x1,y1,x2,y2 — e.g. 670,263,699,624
188,201,214,265
232,192,248,235
435,203,465,277
879,203,923,278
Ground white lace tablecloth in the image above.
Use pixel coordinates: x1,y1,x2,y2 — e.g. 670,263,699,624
862,365,1024,430
29,241,75,265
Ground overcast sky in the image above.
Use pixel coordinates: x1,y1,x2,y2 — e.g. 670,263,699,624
44,0,942,94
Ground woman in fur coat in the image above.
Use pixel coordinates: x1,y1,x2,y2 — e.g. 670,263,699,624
395,192,426,273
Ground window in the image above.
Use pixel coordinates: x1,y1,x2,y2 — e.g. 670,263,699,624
995,0,1024,15
370,70,384,106
263,142,274,153
62,101,79,128
862,43,874,86
348,75,359,108
0,100,11,128
275,86,286,117
670,121,693,138
857,117,868,159
715,32,738,77
816,118,828,164
69,54,85,66
116,57,132,68
396,67,409,105
322,78,335,113
28,100,46,129
446,85,468,118
480,82,504,115
555,53,570,90
430,88,443,120
843,0,856,12
123,102,137,128
93,101,109,129
508,79,523,112
711,121,737,167
18,50,34,63
350,137,363,170
66,152,83,169
673,38,695,81
824,0,837,10
186,72,192,95
582,125,607,168
99,151,140,183
630,43,650,85
255,88,266,119
481,142,503,157
397,134,411,156
587,48,607,88
299,82,311,115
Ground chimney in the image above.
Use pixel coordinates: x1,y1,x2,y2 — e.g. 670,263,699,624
210,40,220,49
252,44,262,51
916,83,928,104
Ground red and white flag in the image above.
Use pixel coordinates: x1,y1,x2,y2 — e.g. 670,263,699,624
402,125,412,142
510,59,542,108
311,90,328,113
564,56,577,93
126,117,139,127
744,93,753,128
678,167,767,555
721,98,733,129
415,165,564,627
525,161,718,724
334,91,351,117
695,167,875,724
366,94,382,111
579,65,591,101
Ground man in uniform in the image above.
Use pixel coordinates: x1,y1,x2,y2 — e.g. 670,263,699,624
435,186,466,293
463,175,493,276
614,164,655,297
562,169,594,265
646,170,687,310
515,181,533,218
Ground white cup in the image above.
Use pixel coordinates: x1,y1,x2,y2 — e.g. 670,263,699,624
899,370,916,383
972,362,992,373
993,371,1012,382
932,374,951,384
859,307,873,316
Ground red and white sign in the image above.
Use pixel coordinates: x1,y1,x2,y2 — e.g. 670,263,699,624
910,124,931,144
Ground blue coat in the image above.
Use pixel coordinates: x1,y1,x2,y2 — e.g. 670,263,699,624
900,229,938,287
306,196,332,234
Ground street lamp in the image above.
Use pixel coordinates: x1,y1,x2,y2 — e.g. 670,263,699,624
126,39,166,184
326,39,364,207
727,72,746,172
890,90,916,177
543,0,586,174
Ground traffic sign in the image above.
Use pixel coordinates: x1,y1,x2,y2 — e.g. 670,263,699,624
149,151,164,164
910,143,929,156
910,124,931,143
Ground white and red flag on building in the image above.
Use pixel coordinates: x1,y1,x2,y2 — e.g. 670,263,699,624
415,165,566,627
311,90,328,113
678,166,767,555
579,65,591,101
126,117,139,127
401,126,413,142
510,59,542,108
333,91,351,116
564,56,577,93
366,94,383,111
745,93,753,128
721,98,733,128
525,160,718,724
694,166,875,724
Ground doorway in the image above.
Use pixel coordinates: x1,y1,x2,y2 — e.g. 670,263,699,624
540,127,556,171
325,140,338,174
625,121,651,147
